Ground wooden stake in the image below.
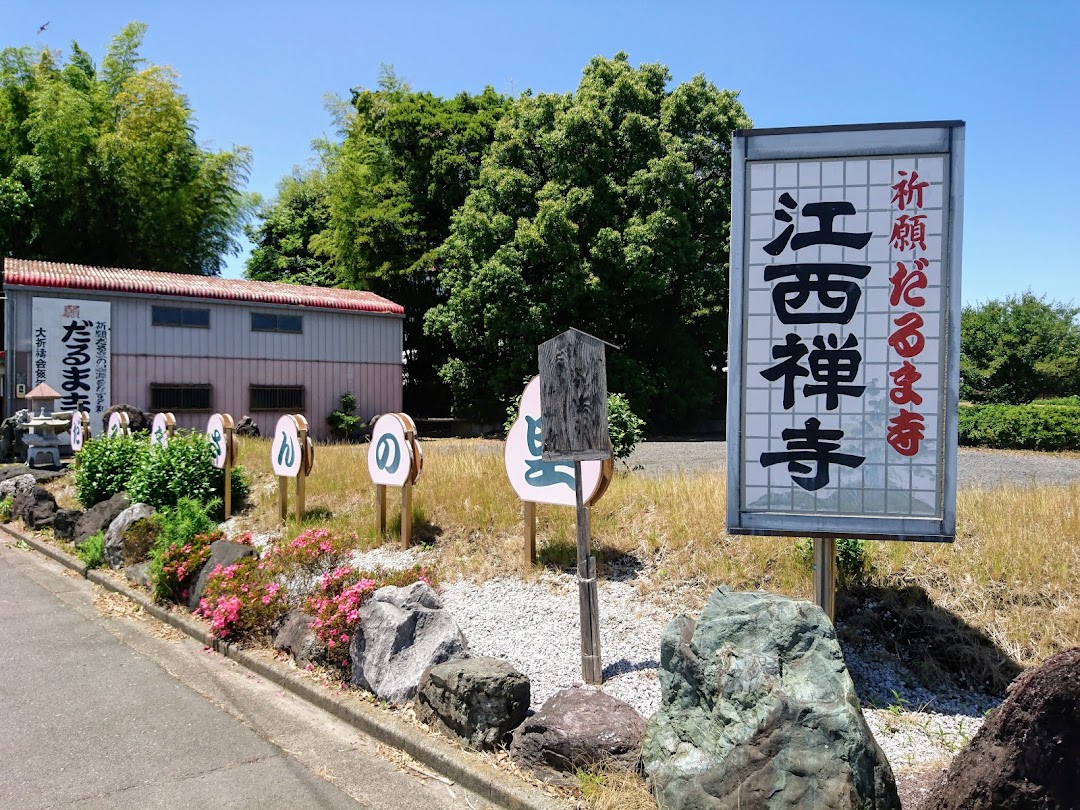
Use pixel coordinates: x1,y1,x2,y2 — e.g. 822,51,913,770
376,484,387,535
575,460,602,684
223,426,234,520
401,478,413,549
814,537,837,622
278,475,288,524
523,500,537,570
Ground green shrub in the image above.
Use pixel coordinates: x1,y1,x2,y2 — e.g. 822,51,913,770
327,391,365,440
127,431,248,511
1034,395,1080,407
958,404,1080,451
121,515,161,566
607,392,646,462
795,537,870,587
76,531,106,569
148,497,220,601
0,496,12,524
73,435,149,507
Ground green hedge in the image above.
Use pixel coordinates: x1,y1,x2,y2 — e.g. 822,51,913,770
958,404,1080,451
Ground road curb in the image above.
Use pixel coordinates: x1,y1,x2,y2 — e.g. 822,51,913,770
2,524,567,810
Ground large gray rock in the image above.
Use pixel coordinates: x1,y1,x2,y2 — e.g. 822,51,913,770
73,492,130,546
643,588,900,810
234,415,260,437
272,611,326,667
921,647,1080,810
103,503,155,570
349,582,468,704
0,410,29,462
417,657,530,750
510,688,646,785
52,509,82,541
0,473,37,501
101,404,151,435
125,561,153,590
186,540,255,611
13,486,58,529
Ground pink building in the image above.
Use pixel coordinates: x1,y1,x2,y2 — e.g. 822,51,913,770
3,259,404,439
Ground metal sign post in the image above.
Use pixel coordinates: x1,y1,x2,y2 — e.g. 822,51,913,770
813,538,837,621
538,328,614,685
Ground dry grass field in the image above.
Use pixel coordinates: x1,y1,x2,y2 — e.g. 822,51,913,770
232,436,1080,694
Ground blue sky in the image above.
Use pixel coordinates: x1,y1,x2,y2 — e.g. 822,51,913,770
3,1,1077,306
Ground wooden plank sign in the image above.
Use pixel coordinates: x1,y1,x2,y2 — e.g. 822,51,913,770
70,410,90,452
151,412,176,449
538,328,610,462
272,414,311,525
207,413,236,518
368,413,420,549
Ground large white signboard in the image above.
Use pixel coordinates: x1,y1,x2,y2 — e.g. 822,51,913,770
505,377,608,506
31,298,111,426
727,122,964,542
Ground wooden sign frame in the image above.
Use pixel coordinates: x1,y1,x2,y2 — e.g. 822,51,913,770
273,414,312,526
368,413,421,549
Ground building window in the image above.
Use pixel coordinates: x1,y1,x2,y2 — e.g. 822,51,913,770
251,312,302,333
250,385,305,411
152,306,210,328
150,384,212,412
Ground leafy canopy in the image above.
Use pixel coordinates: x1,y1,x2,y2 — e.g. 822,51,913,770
0,22,254,274
960,292,1080,404
426,53,751,428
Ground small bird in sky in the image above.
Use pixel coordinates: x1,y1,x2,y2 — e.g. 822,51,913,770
37,22,49,35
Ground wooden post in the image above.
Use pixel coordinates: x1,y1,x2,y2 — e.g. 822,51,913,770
814,537,837,622
376,485,387,535
575,461,602,684
278,476,288,524
523,500,537,570
399,429,415,549
295,423,308,522
223,424,234,520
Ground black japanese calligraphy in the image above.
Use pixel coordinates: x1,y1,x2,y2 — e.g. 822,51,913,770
759,417,866,491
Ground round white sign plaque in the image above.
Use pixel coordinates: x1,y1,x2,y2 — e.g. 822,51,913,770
70,412,87,452
152,413,171,449
367,414,413,487
107,411,129,439
206,414,228,469
505,377,607,507
272,415,303,478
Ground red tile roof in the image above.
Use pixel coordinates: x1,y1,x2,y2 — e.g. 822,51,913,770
2,259,404,315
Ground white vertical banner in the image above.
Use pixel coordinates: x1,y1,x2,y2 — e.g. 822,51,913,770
727,122,964,542
31,297,111,424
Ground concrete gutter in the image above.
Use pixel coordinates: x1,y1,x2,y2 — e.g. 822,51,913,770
1,524,568,810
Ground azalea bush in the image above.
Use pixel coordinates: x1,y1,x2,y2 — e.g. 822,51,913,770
306,564,434,667
196,556,288,640
261,527,355,596
152,530,220,603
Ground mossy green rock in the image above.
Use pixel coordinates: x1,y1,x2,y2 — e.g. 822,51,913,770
643,588,900,810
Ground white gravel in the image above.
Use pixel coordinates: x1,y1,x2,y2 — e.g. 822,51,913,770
340,550,995,769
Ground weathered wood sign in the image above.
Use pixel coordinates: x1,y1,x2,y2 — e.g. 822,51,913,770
151,412,176,449
207,413,237,518
272,414,312,524
537,328,614,685
505,376,613,569
368,413,422,549
69,410,90,452
106,411,130,438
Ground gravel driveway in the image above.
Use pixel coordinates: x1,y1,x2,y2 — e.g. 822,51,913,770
626,441,1080,489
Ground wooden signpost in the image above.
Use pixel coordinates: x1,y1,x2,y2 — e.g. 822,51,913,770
151,412,176,449
538,328,613,685
69,410,90,452
272,414,312,526
368,413,422,549
207,413,237,518
106,411,130,438
504,376,613,570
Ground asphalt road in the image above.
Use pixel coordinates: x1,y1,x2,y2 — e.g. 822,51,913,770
624,441,1080,488
0,539,494,810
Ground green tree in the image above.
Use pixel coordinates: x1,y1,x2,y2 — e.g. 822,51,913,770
0,23,253,274
960,292,1080,404
426,53,750,428
320,70,509,413
244,165,337,287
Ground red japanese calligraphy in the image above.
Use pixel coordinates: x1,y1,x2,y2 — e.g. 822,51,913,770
887,408,925,456
890,170,928,211
889,361,923,405
889,312,925,358
890,214,927,252
890,259,928,307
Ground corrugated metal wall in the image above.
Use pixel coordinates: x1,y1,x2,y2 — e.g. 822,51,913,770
7,289,403,438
